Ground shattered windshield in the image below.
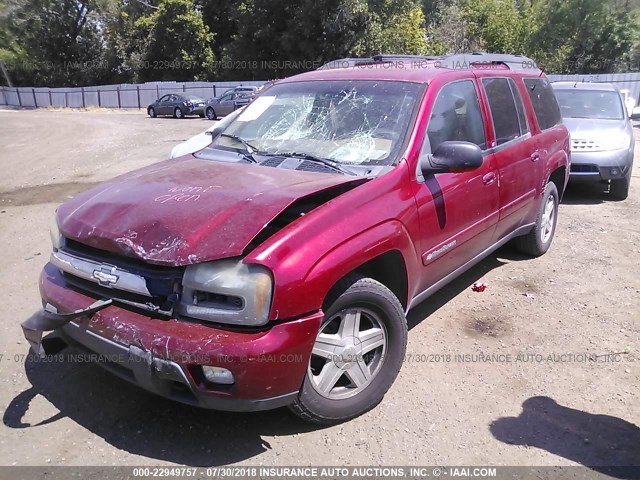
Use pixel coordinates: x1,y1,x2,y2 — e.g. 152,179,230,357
204,80,422,169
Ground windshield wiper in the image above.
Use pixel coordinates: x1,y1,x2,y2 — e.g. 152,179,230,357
264,151,355,176
220,134,260,163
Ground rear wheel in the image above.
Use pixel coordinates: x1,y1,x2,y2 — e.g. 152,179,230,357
148,107,156,118
206,107,217,120
514,182,559,257
174,107,184,119
290,275,407,424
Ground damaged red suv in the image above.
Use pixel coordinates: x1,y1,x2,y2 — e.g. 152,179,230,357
24,54,570,423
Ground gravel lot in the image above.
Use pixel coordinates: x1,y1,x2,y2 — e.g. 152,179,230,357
0,108,638,472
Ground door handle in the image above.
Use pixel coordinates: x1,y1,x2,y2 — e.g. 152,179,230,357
531,152,540,162
482,173,496,185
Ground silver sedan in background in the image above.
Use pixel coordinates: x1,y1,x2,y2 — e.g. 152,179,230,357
552,82,636,200
205,87,258,120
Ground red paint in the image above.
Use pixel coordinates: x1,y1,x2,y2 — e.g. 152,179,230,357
39,62,570,407
41,264,321,400
57,157,362,266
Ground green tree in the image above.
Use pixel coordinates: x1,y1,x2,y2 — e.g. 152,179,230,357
197,0,240,62
1,0,109,86
527,0,639,73
426,0,532,55
227,0,371,79
460,0,532,53
134,0,214,81
354,0,428,55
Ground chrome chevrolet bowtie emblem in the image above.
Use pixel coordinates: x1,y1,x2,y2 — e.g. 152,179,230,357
92,266,120,287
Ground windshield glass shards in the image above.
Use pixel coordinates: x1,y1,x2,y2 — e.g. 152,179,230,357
199,80,422,172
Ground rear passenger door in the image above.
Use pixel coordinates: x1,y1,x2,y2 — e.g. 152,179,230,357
479,77,541,240
522,77,566,195
413,79,500,290
157,94,171,115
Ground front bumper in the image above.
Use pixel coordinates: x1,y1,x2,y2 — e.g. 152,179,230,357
29,264,323,412
569,148,634,182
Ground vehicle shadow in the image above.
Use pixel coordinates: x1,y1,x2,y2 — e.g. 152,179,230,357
407,244,529,330
490,396,640,478
561,182,612,205
3,344,321,466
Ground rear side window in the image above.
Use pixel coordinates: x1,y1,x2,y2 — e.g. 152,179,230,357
427,80,486,151
523,78,562,130
482,78,521,146
509,78,529,135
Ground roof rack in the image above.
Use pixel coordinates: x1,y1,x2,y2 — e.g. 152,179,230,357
317,52,540,72
434,53,540,72
317,55,438,70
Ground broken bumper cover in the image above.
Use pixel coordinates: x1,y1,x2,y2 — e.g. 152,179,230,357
29,264,323,412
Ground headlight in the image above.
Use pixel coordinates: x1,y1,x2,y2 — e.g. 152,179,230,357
179,259,273,326
50,217,63,251
596,135,631,151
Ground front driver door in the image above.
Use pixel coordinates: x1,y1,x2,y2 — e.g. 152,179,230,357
217,93,235,116
412,78,500,292
156,94,170,115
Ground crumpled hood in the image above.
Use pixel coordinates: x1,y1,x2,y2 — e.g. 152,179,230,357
57,157,362,266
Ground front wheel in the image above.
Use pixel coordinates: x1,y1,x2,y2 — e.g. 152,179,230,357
148,107,156,118
610,175,630,200
174,107,184,119
290,275,407,424
205,107,217,120
513,182,559,257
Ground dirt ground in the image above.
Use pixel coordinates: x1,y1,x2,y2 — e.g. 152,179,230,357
0,108,638,472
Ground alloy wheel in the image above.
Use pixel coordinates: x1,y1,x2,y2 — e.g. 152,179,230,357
540,195,556,244
308,307,387,400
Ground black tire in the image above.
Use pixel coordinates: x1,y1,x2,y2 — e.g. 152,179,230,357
514,182,559,257
148,107,156,118
174,107,184,119
610,176,630,200
289,275,407,424
205,107,217,120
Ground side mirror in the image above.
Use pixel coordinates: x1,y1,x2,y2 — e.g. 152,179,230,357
630,106,640,121
421,141,483,176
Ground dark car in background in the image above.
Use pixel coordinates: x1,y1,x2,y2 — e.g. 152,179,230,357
147,93,206,119
552,82,635,200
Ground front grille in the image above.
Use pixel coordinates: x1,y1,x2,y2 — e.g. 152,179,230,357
59,239,183,316
571,139,601,151
62,273,176,316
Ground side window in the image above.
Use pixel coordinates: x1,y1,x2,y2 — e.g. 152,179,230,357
482,78,521,146
509,78,529,135
159,95,170,102
220,93,233,102
523,78,562,130
427,80,486,152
